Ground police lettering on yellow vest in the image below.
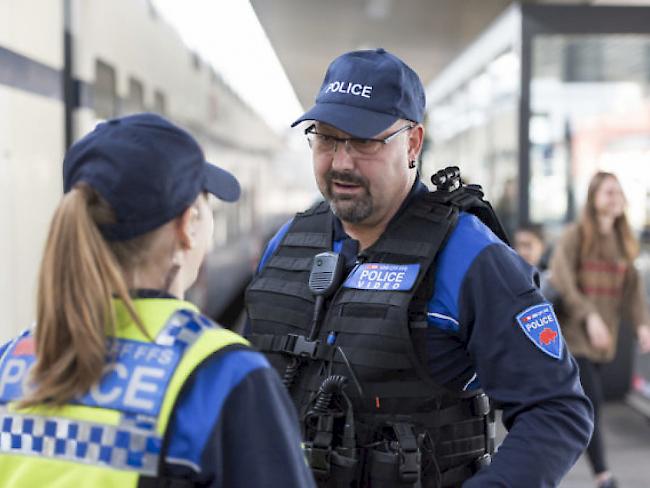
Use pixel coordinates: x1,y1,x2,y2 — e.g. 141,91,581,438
0,113,315,488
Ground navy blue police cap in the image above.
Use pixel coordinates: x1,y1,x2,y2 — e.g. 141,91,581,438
63,112,240,241
291,48,425,138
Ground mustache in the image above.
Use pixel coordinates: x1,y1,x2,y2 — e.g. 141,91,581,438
325,170,369,189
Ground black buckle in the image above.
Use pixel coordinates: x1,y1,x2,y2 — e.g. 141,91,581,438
390,423,421,483
303,444,331,477
472,393,490,417
475,453,491,470
282,334,319,358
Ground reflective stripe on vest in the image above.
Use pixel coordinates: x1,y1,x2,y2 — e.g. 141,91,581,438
0,406,160,474
0,299,249,486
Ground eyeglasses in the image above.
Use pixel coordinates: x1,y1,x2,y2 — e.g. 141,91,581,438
304,124,414,156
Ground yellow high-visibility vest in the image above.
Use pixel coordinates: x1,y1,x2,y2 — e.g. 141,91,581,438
0,298,248,487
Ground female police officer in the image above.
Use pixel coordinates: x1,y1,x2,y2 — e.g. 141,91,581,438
0,113,315,487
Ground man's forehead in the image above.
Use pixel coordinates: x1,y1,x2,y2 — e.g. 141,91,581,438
314,120,406,138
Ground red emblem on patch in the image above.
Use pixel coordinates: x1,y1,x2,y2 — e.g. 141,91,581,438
539,328,558,346
12,337,35,356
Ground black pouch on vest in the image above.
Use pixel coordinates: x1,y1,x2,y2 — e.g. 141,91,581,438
304,414,360,488
366,422,422,488
319,449,359,488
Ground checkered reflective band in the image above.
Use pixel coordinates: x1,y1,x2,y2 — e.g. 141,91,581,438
0,406,161,475
155,309,215,348
0,308,217,473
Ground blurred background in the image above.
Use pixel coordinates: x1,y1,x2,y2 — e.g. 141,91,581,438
2,1,650,485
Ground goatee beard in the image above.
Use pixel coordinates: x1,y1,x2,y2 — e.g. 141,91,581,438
324,170,373,224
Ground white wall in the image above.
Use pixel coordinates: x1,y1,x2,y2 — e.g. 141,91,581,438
0,1,64,343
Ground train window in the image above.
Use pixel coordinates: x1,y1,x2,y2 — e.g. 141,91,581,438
124,77,145,114
94,60,117,119
530,34,650,227
153,90,166,116
425,49,520,224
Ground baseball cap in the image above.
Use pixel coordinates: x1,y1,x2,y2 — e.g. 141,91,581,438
63,112,240,241
291,48,425,138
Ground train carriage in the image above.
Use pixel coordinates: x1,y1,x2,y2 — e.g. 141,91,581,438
1,0,302,343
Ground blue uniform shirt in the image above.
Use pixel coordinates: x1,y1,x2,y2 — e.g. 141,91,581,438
253,181,593,487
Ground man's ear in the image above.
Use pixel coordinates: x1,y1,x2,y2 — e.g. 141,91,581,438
175,206,196,250
407,124,425,162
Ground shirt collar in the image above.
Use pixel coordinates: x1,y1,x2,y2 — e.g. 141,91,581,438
130,288,178,299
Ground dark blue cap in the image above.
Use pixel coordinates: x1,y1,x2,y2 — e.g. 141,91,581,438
292,48,426,138
63,113,240,241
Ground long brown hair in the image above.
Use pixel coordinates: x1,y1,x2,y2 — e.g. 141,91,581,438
578,171,638,262
21,184,156,408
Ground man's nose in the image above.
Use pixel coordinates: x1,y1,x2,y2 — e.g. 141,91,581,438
331,140,354,170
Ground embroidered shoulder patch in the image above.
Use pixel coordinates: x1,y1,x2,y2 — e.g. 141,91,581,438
343,263,420,291
515,303,563,359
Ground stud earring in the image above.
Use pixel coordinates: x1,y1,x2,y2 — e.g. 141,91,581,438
408,160,416,169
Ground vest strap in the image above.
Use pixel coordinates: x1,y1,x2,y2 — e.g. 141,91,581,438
248,277,314,302
266,255,314,272
331,347,412,370
282,232,329,248
250,333,334,361
247,305,310,331
329,317,406,339
369,238,432,258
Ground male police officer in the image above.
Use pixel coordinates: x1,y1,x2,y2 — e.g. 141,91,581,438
246,49,593,487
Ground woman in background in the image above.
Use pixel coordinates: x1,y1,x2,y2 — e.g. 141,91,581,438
550,171,650,488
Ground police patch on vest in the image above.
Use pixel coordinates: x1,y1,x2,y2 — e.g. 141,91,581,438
77,338,181,416
515,303,562,359
343,263,420,291
0,335,181,417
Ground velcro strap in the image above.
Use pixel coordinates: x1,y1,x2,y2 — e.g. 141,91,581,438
441,418,486,439
437,394,490,426
282,232,329,248
247,304,310,330
266,255,314,271
409,199,454,223
249,333,333,360
332,317,406,339
438,435,487,459
362,381,441,399
332,347,412,370
369,238,432,258
247,277,314,302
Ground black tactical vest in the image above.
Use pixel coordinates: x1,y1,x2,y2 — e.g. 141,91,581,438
247,192,494,488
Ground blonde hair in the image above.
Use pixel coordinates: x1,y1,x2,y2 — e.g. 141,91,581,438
21,184,157,408
579,171,638,263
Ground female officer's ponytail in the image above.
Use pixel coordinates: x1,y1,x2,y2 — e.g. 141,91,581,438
21,184,149,407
